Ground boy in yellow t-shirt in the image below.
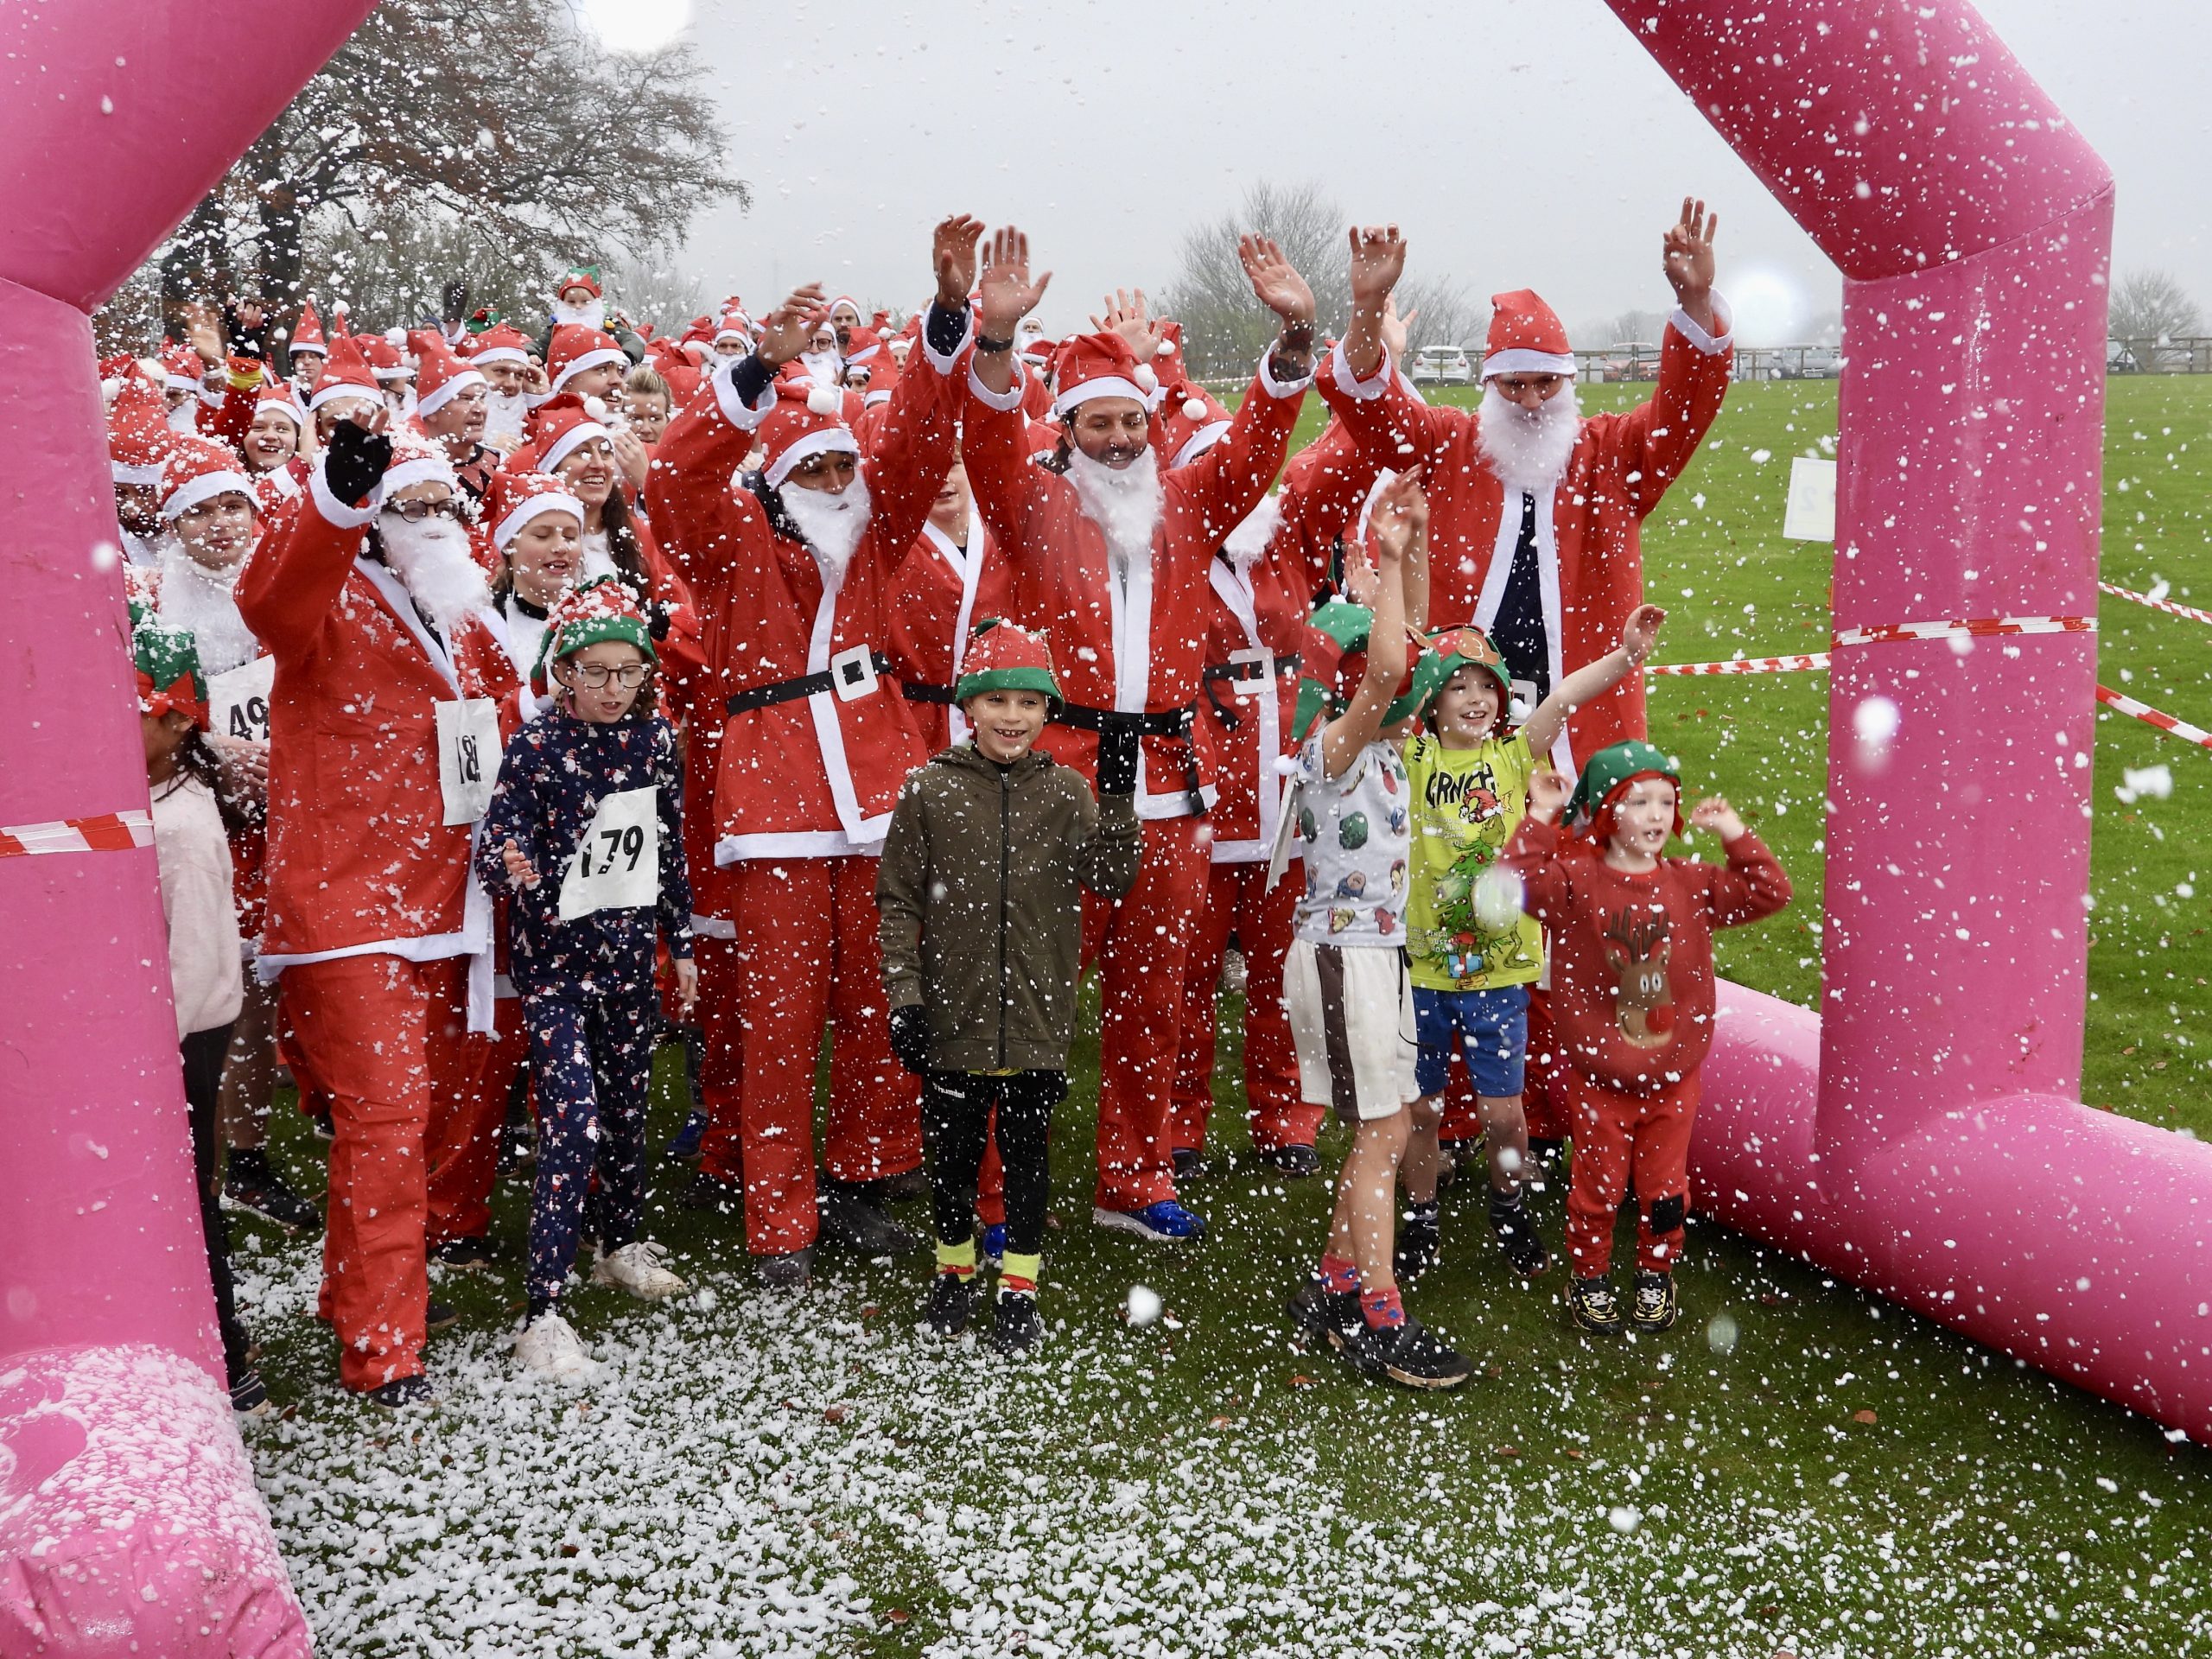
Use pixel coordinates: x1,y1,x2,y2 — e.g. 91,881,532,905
1396,606,1665,1282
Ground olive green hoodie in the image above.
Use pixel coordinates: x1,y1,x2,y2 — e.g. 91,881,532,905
876,743,1141,1073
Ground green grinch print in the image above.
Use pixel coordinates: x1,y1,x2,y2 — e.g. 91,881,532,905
1338,811,1369,851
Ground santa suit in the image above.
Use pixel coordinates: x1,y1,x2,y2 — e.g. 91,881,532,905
885,518,1008,753
1171,421,1377,1158
648,336,962,1254
237,462,520,1391
963,351,1310,1211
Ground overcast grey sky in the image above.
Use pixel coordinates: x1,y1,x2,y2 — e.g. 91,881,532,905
639,0,2210,346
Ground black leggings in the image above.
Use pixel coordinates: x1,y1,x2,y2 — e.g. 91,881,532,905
922,1071,1066,1258
181,1024,253,1387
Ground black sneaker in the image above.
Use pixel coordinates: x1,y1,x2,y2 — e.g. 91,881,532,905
1345,1317,1471,1389
875,1165,930,1204
664,1108,709,1163
991,1291,1044,1357
1567,1276,1624,1336
817,1180,923,1256
366,1374,434,1409
425,1300,461,1334
1171,1147,1204,1182
230,1369,273,1417
224,1153,324,1235
1394,1206,1441,1286
1630,1270,1680,1332
678,1170,740,1213
1490,1197,1550,1277
430,1236,499,1272
1255,1143,1321,1178
924,1271,977,1336
757,1249,812,1292
1287,1279,1362,1351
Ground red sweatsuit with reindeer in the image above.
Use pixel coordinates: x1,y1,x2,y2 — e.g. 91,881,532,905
647,334,963,1255
238,460,521,1392
1505,816,1789,1278
1171,418,1376,1159
962,351,1310,1212
1319,308,1733,1145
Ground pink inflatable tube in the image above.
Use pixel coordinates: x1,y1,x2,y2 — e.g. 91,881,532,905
1612,0,2212,1439
0,4,373,1654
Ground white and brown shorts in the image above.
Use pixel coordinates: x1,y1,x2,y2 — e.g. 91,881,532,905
1285,938,1419,1123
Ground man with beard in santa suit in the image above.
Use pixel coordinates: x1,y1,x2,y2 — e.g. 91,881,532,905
1320,200,1732,1155
646,215,977,1290
963,226,1318,1243
467,322,543,448
238,421,521,1405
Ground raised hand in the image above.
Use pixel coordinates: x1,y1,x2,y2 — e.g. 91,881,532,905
1529,768,1573,820
1663,196,1719,327
609,427,652,493
1379,297,1416,370
1688,796,1746,841
181,301,225,369
755,282,830,367
1346,224,1408,310
977,226,1052,339
932,213,986,307
1619,602,1668,667
1368,467,1427,565
1238,235,1315,328
1088,288,1162,361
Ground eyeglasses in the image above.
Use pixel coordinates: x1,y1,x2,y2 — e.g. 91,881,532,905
383,497,466,524
562,662,652,689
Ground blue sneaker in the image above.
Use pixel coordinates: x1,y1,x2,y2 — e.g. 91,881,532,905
1091,1200,1208,1243
664,1108,709,1163
982,1224,1007,1265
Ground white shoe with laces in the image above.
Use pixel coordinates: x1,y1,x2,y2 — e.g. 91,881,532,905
592,1239,689,1301
512,1311,602,1384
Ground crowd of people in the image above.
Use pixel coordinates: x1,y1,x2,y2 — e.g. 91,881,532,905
118,199,1790,1410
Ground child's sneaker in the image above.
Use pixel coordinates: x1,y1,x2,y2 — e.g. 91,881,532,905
818,1179,923,1256
981,1224,1007,1265
1287,1279,1362,1351
991,1291,1044,1357
1091,1200,1207,1243
425,1300,461,1334
365,1374,434,1409
1395,1205,1442,1286
924,1271,976,1336
1630,1269,1679,1332
1346,1317,1471,1389
1566,1276,1624,1336
513,1311,603,1384
664,1108,709,1163
1171,1147,1204,1181
1489,1195,1549,1277
593,1240,688,1300
430,1236,499,1273
757,1248,812,1292
230,1369,274,1418
1255,1143,1321,1177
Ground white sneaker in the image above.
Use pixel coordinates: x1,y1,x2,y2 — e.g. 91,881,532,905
512,1311,602,1384
592,1239,690,1301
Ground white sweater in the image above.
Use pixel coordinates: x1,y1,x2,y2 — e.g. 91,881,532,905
152,772,245,1039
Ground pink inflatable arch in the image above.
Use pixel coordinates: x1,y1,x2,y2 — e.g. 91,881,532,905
0,4,373,1654
1611,0,2212,1440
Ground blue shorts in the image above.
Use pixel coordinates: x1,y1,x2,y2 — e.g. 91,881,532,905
1413,984,1530,1098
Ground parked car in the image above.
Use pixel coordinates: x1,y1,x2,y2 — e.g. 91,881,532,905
1410,345,1472,385
2107,339,2140,373
1796,346,1843,378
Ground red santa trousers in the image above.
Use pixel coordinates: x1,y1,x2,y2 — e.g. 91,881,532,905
280,953,468,1393
1170,858,1315,1156
1438,988,1571,1146
690,931,747,1188
1081,817,1210,1211
1559,1066,1700,1279
727,855,922,1255
425,991,530,1248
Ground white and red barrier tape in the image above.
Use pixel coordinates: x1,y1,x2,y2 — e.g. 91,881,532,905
2094,685,2212,752
1646,652,1832,677
1831,614,2097,648
2100,582,2212,627
0,810,154,859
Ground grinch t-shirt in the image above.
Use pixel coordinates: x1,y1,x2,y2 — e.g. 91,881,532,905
1402,730,1545,991
1291,733,1411,947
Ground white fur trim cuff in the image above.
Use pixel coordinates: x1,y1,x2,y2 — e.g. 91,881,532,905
550,347,628,393
1326,340,1393,403
1482,348,1579,379
539,420,612,475
414,370,486,419
964,357,1028,413
1669,293,1734,355
1053,376,1151,417
711,359,779,430
765,425,859,488
919,308,975,378
308,459,378,531
493,489,586,549
159,471,256,520
1256,352,1314,401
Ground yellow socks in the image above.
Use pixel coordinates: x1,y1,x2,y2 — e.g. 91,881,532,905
935,1236,976,1280
1000,1250,1041,1298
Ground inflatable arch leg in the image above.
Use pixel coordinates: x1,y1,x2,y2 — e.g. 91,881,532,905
0,5,374,1654
1611,0,2212,1440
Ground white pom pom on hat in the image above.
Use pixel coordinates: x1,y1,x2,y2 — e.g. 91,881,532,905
805,385,842,416
1181,397,1207,422
1132,364,1158,395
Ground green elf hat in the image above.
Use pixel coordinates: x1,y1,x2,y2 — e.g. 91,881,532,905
1566,738,1685,841
133,620,210,729
955,619,1062,712
532,575,656,692
556,265,603,300
1291,597,1425,742
1403,623,1515,724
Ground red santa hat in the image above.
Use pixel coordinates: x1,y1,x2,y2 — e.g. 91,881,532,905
157,435,257,521
520,393,612,474
408,328,486,418
1049,332,1159,419
378,433,459,500
466,322,536,371
827,295,862,324
546,325,628,394
327,298,353,340
358,334,411,385
861,352,902,409
252,381,308,435
483,467,586,550
308,336,385,414
159,342,205,397
714,307,753,347
678,315,716,351
1160,381,1233,471
290,300,327,358
1481,289,1577,380
1151,321,1186,377
107,372,173,486
842,326,884,366
758,379,857,488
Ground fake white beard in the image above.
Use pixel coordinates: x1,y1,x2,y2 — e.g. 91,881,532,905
1476,380,1583,494
166,403,199,435
378,513,491,633
799,350,842,388
1065,445,1165,574
552,296,607,331
483,388,529,442
779,472,874,582
1220,493,1282,574
155,537,260,677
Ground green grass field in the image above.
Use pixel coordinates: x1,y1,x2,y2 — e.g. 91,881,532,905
234,375,2212,1657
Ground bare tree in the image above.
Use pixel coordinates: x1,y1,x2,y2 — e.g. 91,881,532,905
2109,270,2202,372
607,257,709,336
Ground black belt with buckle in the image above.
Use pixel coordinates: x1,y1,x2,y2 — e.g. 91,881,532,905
726,651,895,715
900,681,957,705
1052,701,1205,811
1198,651,1302,731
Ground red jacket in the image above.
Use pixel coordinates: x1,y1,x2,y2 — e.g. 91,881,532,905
237,467,520,960
1319,308,1732,772
884,520,1009,753
963,357,1309,818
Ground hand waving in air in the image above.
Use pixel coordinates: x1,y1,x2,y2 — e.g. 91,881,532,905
1662,197,1719,334
977,226,1053,339
754,283,830,368
1341,224,1409,378
1688,796,1746,842
1089,289,1163,362
1239,235,1316,329
1618,603,1668,668
931,213,986,308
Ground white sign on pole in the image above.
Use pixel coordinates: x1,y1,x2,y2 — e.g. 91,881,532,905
1783,455,1837,543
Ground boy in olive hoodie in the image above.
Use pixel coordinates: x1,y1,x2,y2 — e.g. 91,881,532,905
878,620,1141,1354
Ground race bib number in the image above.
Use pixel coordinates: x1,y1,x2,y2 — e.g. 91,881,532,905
208,656,275,744
435,697,502,826
557,786,659,921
